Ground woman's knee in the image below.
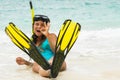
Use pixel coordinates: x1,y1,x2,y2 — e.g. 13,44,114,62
60,61,67,71
39,68,50,77
32,63,39,73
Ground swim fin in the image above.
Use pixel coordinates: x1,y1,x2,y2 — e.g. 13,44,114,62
5,22,50,70
50,19,81,78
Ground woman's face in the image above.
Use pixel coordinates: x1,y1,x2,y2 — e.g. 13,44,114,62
33,21,45,37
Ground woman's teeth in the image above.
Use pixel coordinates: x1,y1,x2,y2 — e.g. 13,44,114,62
37,30,40,32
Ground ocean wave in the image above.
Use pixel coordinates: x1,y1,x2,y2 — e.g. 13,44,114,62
71,28,120,56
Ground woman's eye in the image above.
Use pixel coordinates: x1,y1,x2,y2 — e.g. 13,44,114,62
35,23,39,26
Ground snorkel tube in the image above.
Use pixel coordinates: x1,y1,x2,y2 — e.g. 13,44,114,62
29,1,34,24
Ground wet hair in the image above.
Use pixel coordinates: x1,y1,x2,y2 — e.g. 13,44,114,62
32,33,46,44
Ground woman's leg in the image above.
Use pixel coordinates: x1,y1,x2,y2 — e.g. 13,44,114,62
38,67,50,77
32,57,67,77
16,57,66,77
60,61,67,71
32,62,50,77
48,58,67,71
16,57,50,77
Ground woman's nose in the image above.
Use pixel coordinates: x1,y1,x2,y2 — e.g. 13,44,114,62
37,25,42,28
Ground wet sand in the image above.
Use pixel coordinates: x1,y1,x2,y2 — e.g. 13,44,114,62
1,50,120,80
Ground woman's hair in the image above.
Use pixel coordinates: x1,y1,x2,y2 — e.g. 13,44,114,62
32,33,46,44
32,15,50,44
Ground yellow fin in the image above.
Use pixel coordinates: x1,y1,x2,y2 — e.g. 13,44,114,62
57,19,81,51
5,23,30,49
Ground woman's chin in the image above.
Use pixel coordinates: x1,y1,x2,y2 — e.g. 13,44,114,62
35,33,42,36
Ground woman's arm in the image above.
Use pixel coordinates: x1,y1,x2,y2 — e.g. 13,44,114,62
40,22,57,53
46,33,57,53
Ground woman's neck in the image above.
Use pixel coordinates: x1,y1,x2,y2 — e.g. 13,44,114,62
36,36,46,46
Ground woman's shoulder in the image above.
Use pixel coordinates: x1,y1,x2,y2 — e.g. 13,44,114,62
48,33,57,38
50,33,57,36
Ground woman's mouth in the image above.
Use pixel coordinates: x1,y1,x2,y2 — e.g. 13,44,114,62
36,30,40,32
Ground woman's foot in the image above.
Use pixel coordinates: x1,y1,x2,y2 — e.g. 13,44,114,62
16,57,26,65
16,57,33,66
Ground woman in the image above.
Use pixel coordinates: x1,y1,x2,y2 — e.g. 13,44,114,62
16,15,66,77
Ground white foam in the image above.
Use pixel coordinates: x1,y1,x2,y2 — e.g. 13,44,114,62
71,28,120,57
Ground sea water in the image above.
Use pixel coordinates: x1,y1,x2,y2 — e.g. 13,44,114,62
0,0,120,80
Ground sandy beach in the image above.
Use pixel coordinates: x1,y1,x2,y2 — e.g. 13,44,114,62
0,42,120,80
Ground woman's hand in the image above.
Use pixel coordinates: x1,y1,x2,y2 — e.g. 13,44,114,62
40,22,50,37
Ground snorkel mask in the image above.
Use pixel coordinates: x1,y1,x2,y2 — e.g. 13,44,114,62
33,15,50,24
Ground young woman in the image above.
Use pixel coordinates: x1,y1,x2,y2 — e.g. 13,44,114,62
16,15,66,77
